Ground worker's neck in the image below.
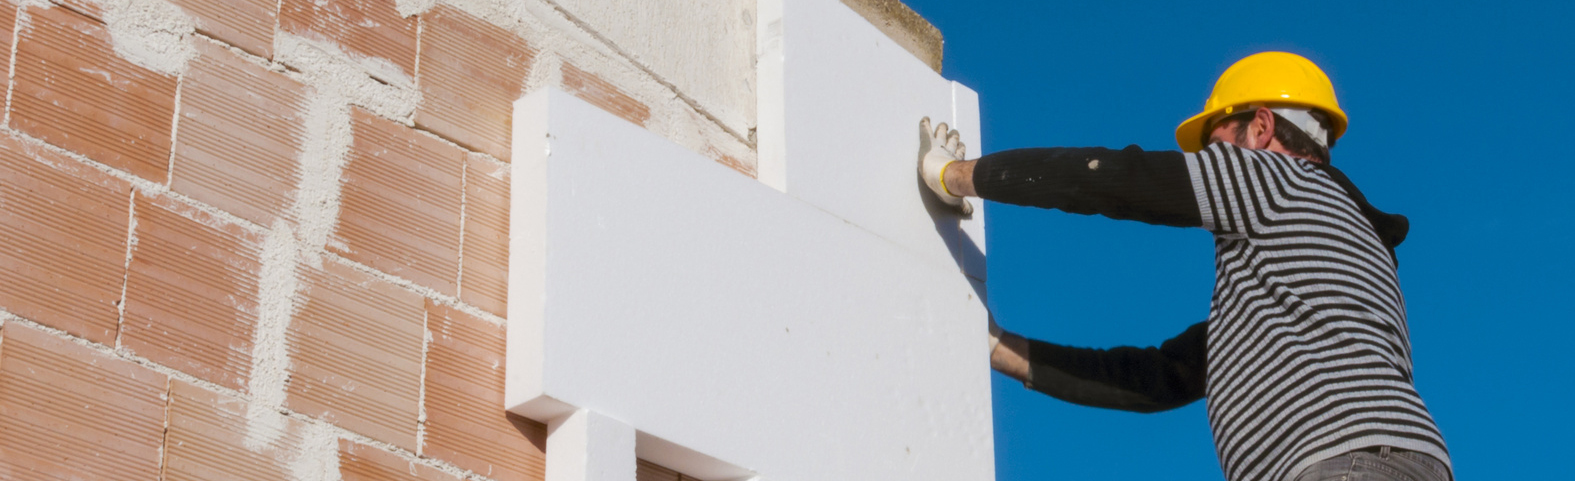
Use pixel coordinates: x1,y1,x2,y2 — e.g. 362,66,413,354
1229,139,1323,164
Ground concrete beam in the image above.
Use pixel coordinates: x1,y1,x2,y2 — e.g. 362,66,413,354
840,0,944,73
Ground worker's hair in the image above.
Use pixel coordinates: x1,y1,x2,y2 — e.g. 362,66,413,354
1222,109,1335,164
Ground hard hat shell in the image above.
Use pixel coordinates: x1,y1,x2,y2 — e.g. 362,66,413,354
1175,52,1348,152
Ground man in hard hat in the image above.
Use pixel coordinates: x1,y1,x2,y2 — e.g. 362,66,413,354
918,52,1451,481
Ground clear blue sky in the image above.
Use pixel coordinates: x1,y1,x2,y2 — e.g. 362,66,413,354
899,1,1575,479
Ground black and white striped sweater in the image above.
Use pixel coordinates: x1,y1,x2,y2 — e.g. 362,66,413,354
973,143,1450,481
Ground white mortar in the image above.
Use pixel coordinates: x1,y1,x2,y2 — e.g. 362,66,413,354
291,420,343,481
92,0,198,76
246,221,300,450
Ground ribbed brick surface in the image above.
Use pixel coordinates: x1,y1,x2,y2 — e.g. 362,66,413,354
637,459,681,481
0,323,168,480
331,109,464,296
461,156,510,317
423,300,547,481
415,6,534,161
0,6,13,97
54,0,102,20
280,0,417,80
122,193,262,392
340,439,463,481
563,62,651,127
287,261,424,451
164,380,308,481
171,40,307,227
11,6,177,183
169,0,277,57
0,136,130,344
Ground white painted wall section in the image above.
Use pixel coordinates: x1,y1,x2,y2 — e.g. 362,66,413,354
551,0,758,135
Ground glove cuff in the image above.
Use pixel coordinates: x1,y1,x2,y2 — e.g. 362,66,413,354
938,161,957,197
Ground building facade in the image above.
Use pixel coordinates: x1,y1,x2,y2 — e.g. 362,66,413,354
0,0,988,480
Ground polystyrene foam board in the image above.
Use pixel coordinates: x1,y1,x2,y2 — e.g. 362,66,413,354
773,0,985,280
507,88,993,481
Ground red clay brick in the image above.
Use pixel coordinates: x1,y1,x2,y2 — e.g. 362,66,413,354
10,6,178,183
414,6,534,161
423,300,546,481
0,5,13,97
637,459,681,481
461,155,509,317
279,0,417,80
562,62,651,127
0,136,131,344
164,380,309,481
171,40,308,227
331,109,463,296
706,149,756,178
0,323,167,480
169,0,277,57
340,439,463,481
121,193,262,392
287,261,424,451
53,0,102,20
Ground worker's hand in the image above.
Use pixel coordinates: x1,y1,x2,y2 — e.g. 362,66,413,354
988,314,1003,354
918,117,973,216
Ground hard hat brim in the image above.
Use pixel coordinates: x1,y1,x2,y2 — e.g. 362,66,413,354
1175,109,1215,153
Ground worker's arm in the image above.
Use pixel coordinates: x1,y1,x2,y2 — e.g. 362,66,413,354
944,146,1202,228
990,321,1208,413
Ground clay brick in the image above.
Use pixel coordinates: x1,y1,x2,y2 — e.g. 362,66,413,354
169,0,277,57
53,0,102,20
707,149,755,178
331,109,463,296
423,300,546,481
414,6,534,161
0,136,131,344
637,459,681,481
0,5,13,97
340,439,462,481
121,193,262,392
562,62,651,127
171,40,308,227
0,323,167,480
279,0,417,80
461,156,509,317
10,6,178,183
287,261,424,450
164,380,308,481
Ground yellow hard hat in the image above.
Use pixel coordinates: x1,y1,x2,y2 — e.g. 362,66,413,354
1175,52,1348,152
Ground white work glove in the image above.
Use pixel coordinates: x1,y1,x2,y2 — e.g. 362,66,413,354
918,117,973,216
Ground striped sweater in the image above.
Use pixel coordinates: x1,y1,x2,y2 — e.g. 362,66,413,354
973,143,1450,481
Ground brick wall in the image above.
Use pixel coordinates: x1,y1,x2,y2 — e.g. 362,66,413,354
0,0,729,479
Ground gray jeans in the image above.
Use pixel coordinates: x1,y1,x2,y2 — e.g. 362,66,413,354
1293,447,1451,481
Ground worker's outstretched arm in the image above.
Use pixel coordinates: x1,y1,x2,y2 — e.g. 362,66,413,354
946,146,1202,228
991,321,1207,413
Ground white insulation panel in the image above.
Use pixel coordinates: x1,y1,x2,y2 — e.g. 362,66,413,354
508,1,992,479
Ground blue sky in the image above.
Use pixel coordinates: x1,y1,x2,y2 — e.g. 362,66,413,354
899,1,1575,479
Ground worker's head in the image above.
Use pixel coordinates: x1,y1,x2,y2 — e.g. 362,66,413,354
1176,52,1347,163
1206,106,1334,163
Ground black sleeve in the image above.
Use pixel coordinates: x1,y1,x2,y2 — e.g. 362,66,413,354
971,145,1202,228
1024,321,1207,413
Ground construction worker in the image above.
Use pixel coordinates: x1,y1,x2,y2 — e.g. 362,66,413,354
918,52,1451,481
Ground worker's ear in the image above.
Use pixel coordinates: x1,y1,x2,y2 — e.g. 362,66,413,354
1249,108,1275,150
